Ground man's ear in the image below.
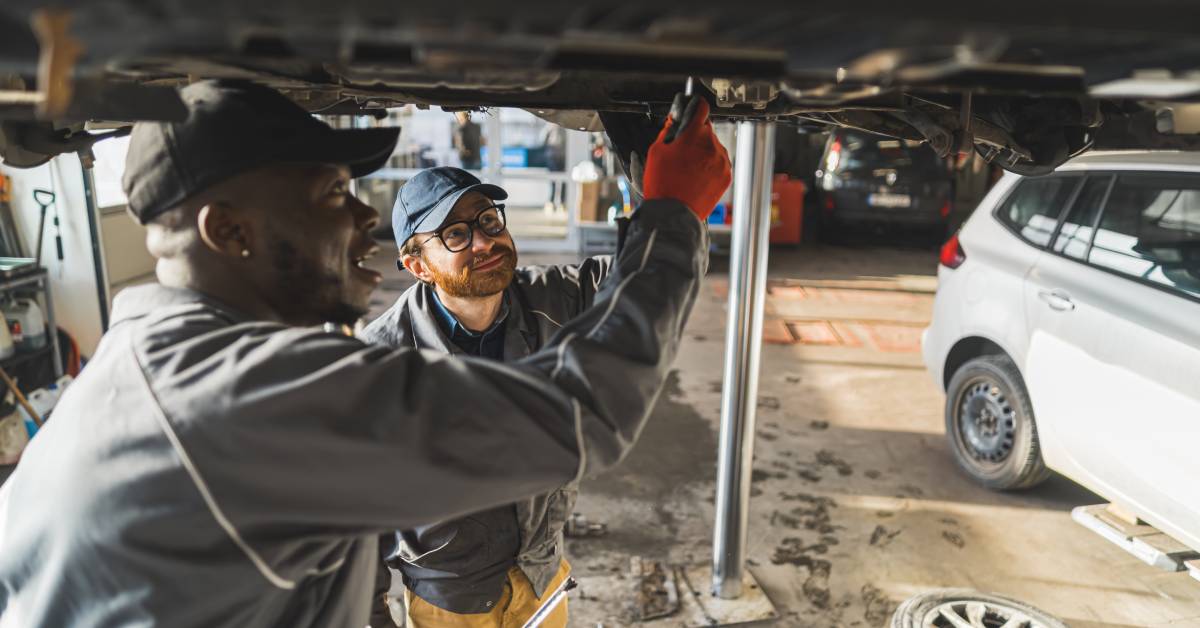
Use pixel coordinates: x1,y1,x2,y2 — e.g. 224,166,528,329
400,253,434,283
197,202,254,259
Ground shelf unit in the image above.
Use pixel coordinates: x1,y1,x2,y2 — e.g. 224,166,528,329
0,268,63,381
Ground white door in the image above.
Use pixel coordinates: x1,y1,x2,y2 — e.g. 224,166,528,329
1024,171,1200,549
967,173,1083,368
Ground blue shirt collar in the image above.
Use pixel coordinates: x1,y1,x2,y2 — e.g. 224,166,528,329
429,290,508,343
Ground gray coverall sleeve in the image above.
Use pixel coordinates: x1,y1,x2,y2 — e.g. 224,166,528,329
544,255,614,311
190,199,707,532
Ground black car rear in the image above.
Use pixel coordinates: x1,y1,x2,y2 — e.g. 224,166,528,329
816,129,953,233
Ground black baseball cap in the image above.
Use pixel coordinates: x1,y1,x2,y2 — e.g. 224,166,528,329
392,167,507,249
122,79,400,224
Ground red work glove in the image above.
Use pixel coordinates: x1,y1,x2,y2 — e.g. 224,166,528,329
642,96,732,221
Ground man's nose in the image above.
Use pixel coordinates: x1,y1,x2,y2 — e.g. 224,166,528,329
351,197,380,232
470,226,496,254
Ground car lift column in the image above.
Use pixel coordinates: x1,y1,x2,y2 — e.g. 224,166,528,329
712,120,776,599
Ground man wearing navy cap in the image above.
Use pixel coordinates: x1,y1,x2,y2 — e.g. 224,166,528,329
0,79,729,628
360,166,613,627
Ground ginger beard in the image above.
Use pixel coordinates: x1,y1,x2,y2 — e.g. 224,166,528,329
427,243,518,298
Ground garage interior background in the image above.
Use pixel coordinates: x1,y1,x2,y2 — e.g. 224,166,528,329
0,144,135,357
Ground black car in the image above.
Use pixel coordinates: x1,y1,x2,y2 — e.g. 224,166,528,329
815,129,953,235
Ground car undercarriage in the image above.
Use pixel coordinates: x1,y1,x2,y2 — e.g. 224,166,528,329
4,1,1200,173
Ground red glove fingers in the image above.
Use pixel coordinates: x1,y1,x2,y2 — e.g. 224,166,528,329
642,97,732,221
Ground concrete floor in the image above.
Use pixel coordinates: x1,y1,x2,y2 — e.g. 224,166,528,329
546,242,1200,628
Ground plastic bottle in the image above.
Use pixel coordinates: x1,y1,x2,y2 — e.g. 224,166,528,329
18,388,54,436
17,376,74,437
29,388,55,418
4,298,46,352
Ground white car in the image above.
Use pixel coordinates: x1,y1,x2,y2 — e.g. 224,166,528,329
923,151,1200,551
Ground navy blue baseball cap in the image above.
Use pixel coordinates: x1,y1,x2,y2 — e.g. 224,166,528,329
393,167,507,250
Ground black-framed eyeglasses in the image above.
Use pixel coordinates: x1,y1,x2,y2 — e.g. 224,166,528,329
421,204,507,253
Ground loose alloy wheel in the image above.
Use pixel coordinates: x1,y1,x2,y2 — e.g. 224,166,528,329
924,600,1046,628
892,589,1068,628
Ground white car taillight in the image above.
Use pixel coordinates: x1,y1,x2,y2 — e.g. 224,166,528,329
940,232,966,269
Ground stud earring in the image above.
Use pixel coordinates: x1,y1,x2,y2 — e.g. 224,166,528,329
241,249,251,258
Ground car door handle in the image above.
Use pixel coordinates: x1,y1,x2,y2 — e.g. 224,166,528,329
1037,289,1076,312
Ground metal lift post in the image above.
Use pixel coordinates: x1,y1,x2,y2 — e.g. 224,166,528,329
713,120,776,599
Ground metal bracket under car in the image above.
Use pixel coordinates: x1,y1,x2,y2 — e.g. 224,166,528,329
7,3,1200,176
0,78,185,168
0,120,131,168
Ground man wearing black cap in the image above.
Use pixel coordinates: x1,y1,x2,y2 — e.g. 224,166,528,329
0,80,730,628
360,167,610,627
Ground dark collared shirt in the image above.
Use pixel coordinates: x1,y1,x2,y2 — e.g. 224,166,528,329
395,290,521,614
429,292,508,360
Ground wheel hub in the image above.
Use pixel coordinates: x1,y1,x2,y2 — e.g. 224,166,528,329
977,407,998,436
923,600,1047,628
958,380,1016,464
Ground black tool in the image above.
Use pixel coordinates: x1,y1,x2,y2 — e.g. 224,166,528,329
661,77,701,145
31,188,63,264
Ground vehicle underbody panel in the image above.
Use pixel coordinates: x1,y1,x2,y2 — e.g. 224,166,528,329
4,1,1200,171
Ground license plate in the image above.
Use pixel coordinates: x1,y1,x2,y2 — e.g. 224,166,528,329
867,193,912,208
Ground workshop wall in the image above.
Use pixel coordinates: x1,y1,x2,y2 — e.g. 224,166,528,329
88,135,158,294
0,156,105,357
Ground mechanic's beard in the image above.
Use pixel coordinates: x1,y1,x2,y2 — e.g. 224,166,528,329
429,245,517,298
270,239,367,326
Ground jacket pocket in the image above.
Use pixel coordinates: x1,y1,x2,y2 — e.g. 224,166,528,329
520,487,577,562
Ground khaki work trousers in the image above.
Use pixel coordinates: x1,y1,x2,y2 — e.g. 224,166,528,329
405,561,570,628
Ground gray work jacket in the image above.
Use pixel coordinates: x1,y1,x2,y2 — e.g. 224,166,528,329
361,255,613,611
0,200,706,628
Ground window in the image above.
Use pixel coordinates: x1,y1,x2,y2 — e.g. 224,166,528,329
1088,174,1200,300
92,135,131,209
1053,175,1112,260
996,176,1082,247
836,130,943,171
